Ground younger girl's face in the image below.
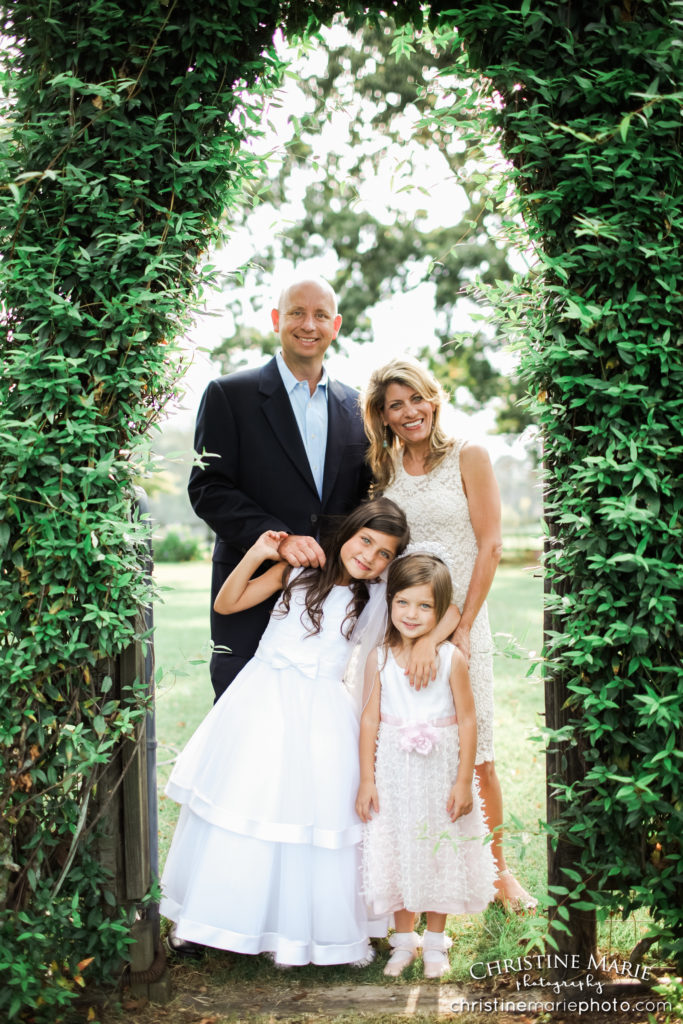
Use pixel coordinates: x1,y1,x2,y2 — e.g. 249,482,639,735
391,583,438,641
339,528,400,583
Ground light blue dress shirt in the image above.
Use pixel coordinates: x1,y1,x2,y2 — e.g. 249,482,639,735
276,351,328,498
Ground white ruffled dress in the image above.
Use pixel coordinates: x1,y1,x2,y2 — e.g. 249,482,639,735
160,580,374,966
361,642,496,917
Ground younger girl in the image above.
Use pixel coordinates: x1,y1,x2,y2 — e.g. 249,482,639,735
161,498,409,967
356,552,496,978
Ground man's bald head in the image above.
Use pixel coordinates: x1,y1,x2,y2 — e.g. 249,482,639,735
271,277,342,381
276,276,339,316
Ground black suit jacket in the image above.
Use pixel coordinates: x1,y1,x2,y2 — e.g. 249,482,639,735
188,356,371,697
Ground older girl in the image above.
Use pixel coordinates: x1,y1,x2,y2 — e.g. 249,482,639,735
161,498,409,966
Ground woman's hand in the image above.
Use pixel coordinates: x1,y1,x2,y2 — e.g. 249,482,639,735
405,635,439,691
451,623,471,664
356,781,380,822
446,779,473,821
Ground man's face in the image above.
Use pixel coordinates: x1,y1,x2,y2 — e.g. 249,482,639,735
271,280,342,367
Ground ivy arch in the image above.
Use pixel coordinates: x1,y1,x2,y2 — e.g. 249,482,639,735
1,1,681,1016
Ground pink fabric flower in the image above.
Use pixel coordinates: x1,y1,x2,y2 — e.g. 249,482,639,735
398,722,440,755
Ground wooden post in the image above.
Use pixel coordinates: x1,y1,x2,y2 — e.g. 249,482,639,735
93,491,170,1002
544,508,597,975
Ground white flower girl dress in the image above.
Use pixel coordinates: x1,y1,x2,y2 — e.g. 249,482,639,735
160,579,373,966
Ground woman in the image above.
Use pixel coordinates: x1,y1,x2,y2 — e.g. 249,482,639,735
362,357,536,913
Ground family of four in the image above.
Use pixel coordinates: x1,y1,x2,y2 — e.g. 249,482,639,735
159,275,536,979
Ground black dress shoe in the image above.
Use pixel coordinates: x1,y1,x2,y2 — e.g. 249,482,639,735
165,928,205,958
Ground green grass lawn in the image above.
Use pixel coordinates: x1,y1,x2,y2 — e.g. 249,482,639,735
151,556,654,983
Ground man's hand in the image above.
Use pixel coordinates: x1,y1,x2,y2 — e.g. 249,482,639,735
356,781,380,822
405,636,439,691
278,534,326,568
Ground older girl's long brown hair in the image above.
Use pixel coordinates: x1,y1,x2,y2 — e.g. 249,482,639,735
277,497,410,638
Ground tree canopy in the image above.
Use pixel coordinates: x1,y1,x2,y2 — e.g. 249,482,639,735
213,19,531,430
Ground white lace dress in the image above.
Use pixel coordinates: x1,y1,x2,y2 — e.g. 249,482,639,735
361,643,496,916
384,441,495,763
160,580,375,966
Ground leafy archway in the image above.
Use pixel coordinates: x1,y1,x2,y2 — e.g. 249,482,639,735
1,1,681,1016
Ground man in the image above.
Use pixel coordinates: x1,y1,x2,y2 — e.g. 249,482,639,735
188,275,371,701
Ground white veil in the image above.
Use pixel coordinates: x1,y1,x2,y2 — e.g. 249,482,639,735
342,577,389,719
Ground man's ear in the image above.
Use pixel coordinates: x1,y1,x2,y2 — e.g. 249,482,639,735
271,308,280,332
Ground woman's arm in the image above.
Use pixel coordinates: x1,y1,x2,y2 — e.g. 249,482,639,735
446,646,477,821
355,649,382,822
454,443,503,662
213,530,289,615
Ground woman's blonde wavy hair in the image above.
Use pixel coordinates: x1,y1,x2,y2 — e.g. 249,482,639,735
362,357,454,494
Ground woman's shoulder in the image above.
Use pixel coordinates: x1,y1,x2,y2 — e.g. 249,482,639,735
458,440,492,465
440,439,493,479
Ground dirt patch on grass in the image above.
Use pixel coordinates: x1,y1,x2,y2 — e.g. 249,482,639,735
101,969,672,1024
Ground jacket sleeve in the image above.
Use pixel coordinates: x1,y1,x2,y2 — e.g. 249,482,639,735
187,379,292,551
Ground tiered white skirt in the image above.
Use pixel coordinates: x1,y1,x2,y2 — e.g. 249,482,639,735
160,654,373,965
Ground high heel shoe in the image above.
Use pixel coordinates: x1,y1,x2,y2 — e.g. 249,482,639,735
493,868,538,913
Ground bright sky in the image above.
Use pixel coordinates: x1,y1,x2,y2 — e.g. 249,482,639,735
163,26,534,459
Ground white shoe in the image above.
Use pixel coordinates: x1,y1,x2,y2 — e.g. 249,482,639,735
422,930,452,979
383,931,421,977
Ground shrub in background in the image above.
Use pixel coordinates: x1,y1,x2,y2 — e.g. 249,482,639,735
154,527,206,564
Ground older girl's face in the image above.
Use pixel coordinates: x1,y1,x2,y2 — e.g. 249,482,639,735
382,382,436,448
338,528,400,584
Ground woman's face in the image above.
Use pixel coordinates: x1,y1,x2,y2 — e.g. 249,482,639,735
382,382,436,448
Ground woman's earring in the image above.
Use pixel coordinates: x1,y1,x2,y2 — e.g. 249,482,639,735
382,426,390,449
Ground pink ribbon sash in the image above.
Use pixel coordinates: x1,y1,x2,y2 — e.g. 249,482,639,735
380,713,457,755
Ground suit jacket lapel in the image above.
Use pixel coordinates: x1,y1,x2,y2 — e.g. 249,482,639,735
259,358,318,496
322,379,353,505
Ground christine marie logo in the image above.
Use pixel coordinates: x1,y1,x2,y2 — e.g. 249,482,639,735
469,952,651,992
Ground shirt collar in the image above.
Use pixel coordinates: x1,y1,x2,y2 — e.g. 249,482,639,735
276,350,328,395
